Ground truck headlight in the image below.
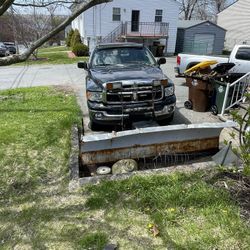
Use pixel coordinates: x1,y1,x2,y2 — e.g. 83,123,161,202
87,91,102,102
153,79,168,87
165,86,174,97
106,82,122,90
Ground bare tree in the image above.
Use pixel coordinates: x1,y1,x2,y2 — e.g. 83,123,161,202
179,0,199,20
0,0,112,66
214,0,230,13
179,0,233,21
0,13,14,41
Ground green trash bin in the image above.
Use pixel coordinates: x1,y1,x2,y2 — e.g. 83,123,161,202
210,80,228,115
211,73,245,115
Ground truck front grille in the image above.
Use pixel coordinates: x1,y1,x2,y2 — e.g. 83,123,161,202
106,84,163,104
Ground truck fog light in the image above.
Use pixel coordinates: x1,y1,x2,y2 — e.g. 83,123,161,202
95,112,103,119
168,106,174,113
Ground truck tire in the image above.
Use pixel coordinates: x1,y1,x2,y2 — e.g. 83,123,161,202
89,120,100,131
184,100,193,110
158,113,174,125
211,105,218,115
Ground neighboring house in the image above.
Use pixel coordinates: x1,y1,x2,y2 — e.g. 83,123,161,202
175,20,226,55
71,0,180,55
65,25,72,38
217,0,250,50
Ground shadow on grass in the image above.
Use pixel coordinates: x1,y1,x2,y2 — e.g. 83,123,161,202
0,194,165,249
0,108,79,112
82,172,248,249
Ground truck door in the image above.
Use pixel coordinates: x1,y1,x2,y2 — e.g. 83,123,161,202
231,47,250,73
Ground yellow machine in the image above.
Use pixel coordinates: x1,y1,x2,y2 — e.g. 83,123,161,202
184,60,217,74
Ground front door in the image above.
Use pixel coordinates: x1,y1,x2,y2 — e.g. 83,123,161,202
131,10,140,32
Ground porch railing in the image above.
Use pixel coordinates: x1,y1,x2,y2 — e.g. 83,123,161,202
101,23,124,43
220,72,250,116
101,22,168,43
124,22,168,37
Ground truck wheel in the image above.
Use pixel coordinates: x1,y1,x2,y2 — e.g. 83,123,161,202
158,113,174,126
89,120,100,131
211,105,218,115
184,100,193,110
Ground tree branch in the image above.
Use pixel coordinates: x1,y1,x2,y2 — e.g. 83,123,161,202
0,0,112,66
13,0,79,8
0,0,15,16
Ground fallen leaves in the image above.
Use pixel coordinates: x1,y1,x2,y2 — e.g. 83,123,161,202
148,223,160,237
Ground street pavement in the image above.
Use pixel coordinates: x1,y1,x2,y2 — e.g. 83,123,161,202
0,64,85,90
0,58,220,128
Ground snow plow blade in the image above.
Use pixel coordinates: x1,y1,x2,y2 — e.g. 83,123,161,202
80,121,236,165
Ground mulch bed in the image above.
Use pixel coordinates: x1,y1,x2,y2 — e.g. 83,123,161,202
209,171,250,224
67,51,76,58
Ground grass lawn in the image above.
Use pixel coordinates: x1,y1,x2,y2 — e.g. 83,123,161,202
38,46,70,53
16,46,88,66
0,87,249,249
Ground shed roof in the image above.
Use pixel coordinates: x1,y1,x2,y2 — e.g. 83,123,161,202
178,20,206,29
177,20,226,31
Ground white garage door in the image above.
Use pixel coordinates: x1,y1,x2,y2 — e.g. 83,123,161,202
194,34,215,54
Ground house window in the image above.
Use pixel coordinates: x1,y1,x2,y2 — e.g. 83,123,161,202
155,9,163,22
113,8,121,21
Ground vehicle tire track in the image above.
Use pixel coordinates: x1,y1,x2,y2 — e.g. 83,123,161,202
10,62,30,89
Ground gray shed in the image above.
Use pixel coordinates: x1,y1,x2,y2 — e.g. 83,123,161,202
175,20,226,55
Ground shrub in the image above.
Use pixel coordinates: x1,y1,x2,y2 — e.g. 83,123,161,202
222,49,231,55
71,29,82,48
66,29,74,47
230,92,250,175
72,43,89,57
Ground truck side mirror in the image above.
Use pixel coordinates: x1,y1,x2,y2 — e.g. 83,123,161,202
78,61,88,70
157,58,166,65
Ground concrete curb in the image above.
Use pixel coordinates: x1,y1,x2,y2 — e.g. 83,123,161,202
69,125,80,192
77,161,215,186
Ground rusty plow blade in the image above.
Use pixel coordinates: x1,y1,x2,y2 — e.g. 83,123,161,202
80,121,236,165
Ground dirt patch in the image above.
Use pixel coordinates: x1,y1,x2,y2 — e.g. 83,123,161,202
208,171,250,224
30,57,48,61
53,85,75,94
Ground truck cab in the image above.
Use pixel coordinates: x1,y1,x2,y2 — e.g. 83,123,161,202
78,43,176,130
229,45,250,73
175,45,250,76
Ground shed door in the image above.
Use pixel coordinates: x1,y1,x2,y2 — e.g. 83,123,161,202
194,34,215,54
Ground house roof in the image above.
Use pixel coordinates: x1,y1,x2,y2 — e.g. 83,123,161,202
218,0,239,14
177,20,226,31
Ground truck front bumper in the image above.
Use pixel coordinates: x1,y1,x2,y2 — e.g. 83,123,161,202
88,96,176,125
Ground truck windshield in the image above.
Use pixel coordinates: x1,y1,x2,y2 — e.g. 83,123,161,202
91,47,156,67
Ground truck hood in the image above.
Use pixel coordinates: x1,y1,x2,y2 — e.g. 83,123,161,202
89,65,166,85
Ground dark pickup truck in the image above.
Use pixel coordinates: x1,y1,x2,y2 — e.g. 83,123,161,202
78,43,176,129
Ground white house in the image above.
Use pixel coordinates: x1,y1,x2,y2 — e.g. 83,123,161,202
217,0,250,50
71,0,180,55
